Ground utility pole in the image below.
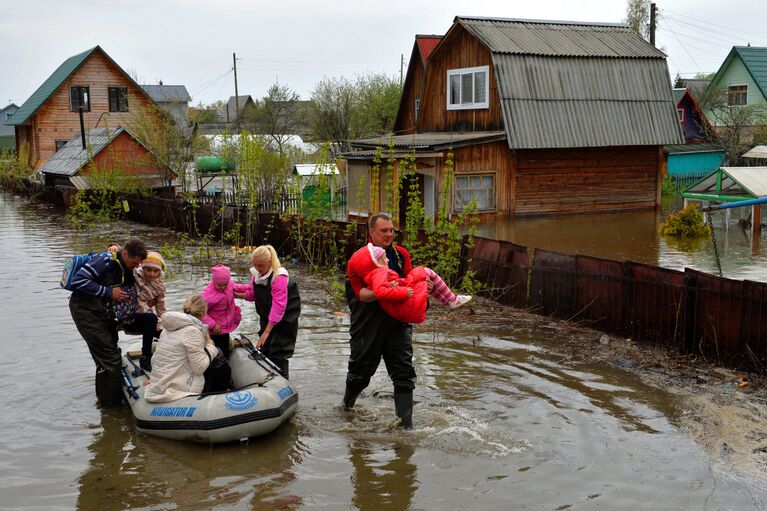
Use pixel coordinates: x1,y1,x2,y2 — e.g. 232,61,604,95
233,52,240,130
649,2,657,46
400,54,404,88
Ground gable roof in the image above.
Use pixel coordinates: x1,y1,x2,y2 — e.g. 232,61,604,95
443,16,682,149
415,35,442,61
683,166,767,200
226,95,255,121
709,46,767,102
673,88,685,103
7,46,155,126
141,84,191,103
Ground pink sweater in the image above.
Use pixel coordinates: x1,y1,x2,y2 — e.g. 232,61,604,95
199,280,242,334
233,268,289,326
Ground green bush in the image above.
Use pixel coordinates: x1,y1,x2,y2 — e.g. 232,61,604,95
660,203,711,237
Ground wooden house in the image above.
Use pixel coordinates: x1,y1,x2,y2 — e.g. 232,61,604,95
394,35,442,135
704,46,767,128
0,103,18,151
345,16,684,222
6,46,164,170
141,84,192,129
38,127,175,193
673,88,715,144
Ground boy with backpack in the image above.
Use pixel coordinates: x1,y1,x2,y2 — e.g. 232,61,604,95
67,239,147,407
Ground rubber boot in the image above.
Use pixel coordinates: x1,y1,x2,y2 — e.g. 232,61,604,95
394,389,413,429
343,379,366,410
139,356,152,372
95,366,124,407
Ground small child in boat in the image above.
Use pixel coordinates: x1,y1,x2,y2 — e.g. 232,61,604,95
124,251,167,371
348,243,471,324
199,265,242,359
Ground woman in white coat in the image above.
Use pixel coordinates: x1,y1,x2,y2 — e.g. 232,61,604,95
145,295,230,403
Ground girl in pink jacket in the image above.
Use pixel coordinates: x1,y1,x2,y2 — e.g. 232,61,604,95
199,264,242,359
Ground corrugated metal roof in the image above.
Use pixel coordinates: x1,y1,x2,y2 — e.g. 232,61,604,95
416,35,442,61
673,88,685,103
350,131,506,151
39,128,124,176
743,145,767,159
6,47,97,126
493,54,683,149
664,144,724,155
141,84,191,103
456,17,666,58
686,167,767,198
293,163,339,176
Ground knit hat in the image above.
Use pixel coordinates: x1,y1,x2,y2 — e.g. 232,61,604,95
368,243,386,266
211,264,231,285
142,251,165,271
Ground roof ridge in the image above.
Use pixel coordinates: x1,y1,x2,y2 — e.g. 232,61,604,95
456,15,628,28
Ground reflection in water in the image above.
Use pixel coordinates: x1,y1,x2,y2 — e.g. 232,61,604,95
350,439,417,511
76,408,303,510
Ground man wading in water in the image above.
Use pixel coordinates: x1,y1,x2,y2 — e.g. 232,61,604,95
344,213,432,429
69,239,147,406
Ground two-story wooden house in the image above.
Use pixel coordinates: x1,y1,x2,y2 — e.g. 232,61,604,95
703,46,767,129
7,46,163,170
346,16,684,222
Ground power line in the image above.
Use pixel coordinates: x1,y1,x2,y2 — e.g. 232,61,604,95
190,69,233,98
663,15,767,47
660,19,702,73
662,8,767,42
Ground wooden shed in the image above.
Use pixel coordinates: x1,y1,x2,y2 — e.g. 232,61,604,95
346,16,685,222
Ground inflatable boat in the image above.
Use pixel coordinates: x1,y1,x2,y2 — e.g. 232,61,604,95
120,339,298,444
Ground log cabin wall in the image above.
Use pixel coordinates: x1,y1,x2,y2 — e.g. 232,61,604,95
29,51,157,167
82,131,162,177
419,25,502,132
513,146,661,216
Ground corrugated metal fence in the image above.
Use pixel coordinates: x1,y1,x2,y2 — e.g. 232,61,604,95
465,236,767,371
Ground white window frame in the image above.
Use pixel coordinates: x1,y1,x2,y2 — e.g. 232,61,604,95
446,65,489,111
454,172,496,211
677,108,684,123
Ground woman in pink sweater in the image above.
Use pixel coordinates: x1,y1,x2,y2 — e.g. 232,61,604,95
234,245,300,379
199,264,242,359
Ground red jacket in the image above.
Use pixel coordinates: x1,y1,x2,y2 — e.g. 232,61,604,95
348,243,412,299
347,245,428,324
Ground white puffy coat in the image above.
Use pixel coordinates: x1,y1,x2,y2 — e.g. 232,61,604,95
144,311,217,403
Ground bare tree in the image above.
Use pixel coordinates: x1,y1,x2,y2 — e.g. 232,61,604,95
258,82,301,157
625,0,650,40
699,86,767,164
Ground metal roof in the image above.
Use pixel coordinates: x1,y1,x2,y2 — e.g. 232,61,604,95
39,128,124,176
743,145,767,159
141,84,191,103
416,35,442,61
293,163,339,176
456,17,666,58
684,167,767,199
709,46,767,103
673,88,685,103
493,54,683,149
350,131,506,151
6,47,97,126
664,144,724,155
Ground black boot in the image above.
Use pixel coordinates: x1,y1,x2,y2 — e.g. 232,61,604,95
95,366,124,407
343,379,366,410
275,359,289,380
139,356,152,372
394,389,413,429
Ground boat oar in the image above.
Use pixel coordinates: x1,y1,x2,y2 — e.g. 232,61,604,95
240,334,282,374
121,367,140,400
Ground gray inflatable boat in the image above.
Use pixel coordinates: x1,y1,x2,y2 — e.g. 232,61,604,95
120,341,298,444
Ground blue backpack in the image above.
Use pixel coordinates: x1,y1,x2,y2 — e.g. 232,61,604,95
60,251,114,291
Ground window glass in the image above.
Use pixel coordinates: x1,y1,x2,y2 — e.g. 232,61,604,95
455,174,495,211
449,75,461,105
727,85,747,106
474,72,487,103
461,73,473,104
109,87,129,112
70,86,90,112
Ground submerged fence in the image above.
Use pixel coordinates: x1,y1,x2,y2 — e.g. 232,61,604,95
464,236,767,372
119,194,767,373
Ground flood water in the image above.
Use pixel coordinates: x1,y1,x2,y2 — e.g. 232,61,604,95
1,190,766,510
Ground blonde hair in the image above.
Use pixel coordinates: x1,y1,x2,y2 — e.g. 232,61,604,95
183,295,208,319
251,245,281,274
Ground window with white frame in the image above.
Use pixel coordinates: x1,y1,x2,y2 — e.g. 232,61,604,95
447,66,489,110
455,173,495,211
677,108,684,123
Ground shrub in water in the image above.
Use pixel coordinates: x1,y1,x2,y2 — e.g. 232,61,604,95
660,203,711,238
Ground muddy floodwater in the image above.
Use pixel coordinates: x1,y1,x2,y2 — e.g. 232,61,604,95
1,191,766,510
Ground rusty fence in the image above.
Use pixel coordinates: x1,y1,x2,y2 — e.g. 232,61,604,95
464,236,767,372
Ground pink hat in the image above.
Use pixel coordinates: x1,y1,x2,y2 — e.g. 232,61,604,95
211,264,231,285
367,243,386,266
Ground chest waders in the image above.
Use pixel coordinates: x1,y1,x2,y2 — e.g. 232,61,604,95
69,255,129,407
253,274,300,379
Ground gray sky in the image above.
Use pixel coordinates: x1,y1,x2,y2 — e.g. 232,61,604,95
3,0,766,108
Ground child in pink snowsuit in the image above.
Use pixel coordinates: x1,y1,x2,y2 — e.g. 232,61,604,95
349,243,471,324
199,264,242,358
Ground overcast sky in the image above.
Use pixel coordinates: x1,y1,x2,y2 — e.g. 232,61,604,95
2,0,766,108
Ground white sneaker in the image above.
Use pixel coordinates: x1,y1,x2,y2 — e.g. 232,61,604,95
448,295,472,310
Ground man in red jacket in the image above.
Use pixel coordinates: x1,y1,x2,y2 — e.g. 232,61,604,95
344,213,428,429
